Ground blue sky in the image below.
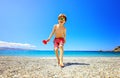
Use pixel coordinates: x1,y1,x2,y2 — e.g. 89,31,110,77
0,0,120,51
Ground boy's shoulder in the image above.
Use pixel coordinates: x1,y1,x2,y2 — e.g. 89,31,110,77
53,24,58,27
53,24,58,30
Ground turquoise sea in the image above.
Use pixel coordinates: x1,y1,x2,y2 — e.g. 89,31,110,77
0,50,120,57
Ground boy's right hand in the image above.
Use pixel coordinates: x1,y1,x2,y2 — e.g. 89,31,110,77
42,39,50,45
47,39,50,42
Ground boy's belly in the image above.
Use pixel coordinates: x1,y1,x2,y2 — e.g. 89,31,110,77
55,34,64,38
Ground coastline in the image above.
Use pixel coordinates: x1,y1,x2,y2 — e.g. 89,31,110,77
0,56,120,78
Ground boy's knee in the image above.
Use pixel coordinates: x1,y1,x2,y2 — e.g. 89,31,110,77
54,47,58,51
59,45,63,49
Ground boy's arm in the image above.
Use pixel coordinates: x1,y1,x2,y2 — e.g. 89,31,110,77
47,25,56,41
64,29,66,43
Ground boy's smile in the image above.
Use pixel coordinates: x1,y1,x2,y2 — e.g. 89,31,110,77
60,21,63,23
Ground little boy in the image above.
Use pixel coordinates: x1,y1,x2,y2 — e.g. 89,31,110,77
47,14,67,67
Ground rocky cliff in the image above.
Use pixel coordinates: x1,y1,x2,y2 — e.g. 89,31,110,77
114,46,120,52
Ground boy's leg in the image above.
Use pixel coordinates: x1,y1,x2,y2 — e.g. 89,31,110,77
54,47,60,64
59,46,64,66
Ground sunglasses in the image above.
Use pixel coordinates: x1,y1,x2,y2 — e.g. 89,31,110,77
58,17,65,21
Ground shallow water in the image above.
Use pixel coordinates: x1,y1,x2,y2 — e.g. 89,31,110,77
0,50,120,57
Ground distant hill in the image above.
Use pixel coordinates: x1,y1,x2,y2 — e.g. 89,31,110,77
0,47,31,50
113,46,120,52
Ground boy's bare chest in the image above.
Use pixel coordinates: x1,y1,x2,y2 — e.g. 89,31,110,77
55,27,64,34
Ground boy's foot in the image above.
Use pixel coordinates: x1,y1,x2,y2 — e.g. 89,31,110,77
59,63,64,68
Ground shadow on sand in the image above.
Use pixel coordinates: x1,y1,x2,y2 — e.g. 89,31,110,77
64,62,90,67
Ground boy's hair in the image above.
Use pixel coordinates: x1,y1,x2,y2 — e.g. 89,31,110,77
58,14,67,22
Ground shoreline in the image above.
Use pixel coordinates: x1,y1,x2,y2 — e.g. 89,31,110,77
0,56,120,62
0,56,120,78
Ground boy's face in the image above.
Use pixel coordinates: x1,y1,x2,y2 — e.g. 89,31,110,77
58,17,65,24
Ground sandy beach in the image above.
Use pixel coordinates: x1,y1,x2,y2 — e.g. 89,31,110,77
0,56,120,78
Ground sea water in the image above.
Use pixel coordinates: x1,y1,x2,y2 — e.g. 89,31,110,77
0,50,120,57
